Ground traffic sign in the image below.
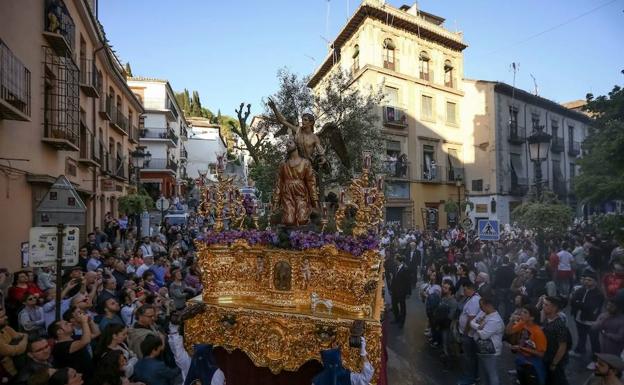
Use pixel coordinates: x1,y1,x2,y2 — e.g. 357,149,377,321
478,219,500,241
28,226,79,267
461,217,473,231
35,175,86,226
156,197,170,211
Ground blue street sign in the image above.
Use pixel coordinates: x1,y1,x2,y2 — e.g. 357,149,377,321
478,219,500,241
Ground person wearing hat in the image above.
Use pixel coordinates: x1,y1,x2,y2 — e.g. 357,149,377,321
592,289,624,357
570,269,605,369
583,353,624,385
311,338,373,385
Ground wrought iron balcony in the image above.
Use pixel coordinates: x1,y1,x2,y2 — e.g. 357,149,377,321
419,69,434,82
508,123,526,145
79,58,100,97
382,55,399,72
510,177,529,196
99,94,112,120
143,158,177,173
43,0,75,56
108,104,128,135
128,125,139,144
180,147,188,159
140,127,178,147
421,164,442,183
568,141,581,157
0,40,31,121
447,167,464,182
551,137,564,153
383,160,409,179
382,106,408,128
78,126,99,167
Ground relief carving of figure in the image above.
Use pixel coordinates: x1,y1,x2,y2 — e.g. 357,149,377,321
301,258,311,289
274,261,292,291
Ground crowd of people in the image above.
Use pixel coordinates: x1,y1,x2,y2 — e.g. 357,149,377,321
382,223,624,385
0,204,220,385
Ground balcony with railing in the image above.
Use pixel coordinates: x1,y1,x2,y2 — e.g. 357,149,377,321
43,0,75,56
142,97,177,121
79,58,100,97
78,128,99,167
42,46,79,151
99,94,112,120
553,177,567,198
508,123,526,145
447,166,464,182
383,160,409,179
112,157,127,181
128,124,139,144
140,127,178,147
551,137,564,153
568,141,581,157
382,106,408,128
0,40,31,121
510,177,529,196
180,125,188,140
180,147,188,159
382,55,399,72
108,105,128,135
142,158,177,174
421,164,442,183
419,69,434,82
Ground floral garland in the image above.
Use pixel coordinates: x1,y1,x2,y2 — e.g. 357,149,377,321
196,229,379,257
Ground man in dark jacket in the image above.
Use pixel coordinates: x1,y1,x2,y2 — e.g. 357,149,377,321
404,242,421,288
570,269,604,365
134,335,180,385
493,257,516,321
390,256,411,327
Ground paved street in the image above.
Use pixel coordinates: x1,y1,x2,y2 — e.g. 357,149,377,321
386,288,596,385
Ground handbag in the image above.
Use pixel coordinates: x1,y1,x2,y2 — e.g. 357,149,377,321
476,337,496,355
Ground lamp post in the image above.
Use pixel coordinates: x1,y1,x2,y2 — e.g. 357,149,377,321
131,147,151,238
455,176,463,221
527,125,552,200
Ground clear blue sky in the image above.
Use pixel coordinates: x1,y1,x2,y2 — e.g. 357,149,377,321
99,0,624,117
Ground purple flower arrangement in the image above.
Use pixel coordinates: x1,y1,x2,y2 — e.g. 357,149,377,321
197,229,379,257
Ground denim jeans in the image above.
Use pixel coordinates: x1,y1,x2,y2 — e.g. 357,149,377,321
478,354,500,385
460,335,478,384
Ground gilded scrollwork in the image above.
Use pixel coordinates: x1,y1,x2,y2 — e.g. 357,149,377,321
184,304,382,384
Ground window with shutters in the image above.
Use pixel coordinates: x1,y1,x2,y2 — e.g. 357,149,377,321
421,95,433,121
446,101,457,125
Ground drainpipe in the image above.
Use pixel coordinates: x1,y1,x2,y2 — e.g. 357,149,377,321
92,44,106,230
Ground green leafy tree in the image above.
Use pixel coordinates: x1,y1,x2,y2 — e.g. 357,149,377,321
574,85,624,203
511,191,573,238
118,192,154,217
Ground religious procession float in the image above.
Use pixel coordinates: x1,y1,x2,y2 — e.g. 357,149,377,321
183,100,387,385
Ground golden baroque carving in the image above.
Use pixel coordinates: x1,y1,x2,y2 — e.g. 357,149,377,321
184,303,383,384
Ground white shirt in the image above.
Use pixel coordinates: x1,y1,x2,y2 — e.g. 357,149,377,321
140,243,153,257
136,263,152,278
470,310,505,355
556,250,574,271
350,360,374,385
459,293,481,337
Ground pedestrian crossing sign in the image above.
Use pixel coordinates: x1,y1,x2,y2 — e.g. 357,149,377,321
478,219,499,241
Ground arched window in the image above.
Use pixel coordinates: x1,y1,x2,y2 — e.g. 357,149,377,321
352,44,360,72
444,60,454,88
419,51,430,81
383,38,395,71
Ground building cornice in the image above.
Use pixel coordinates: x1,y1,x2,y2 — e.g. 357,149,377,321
308,1,467,88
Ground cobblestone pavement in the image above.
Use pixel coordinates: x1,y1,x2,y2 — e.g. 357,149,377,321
385,288,595,385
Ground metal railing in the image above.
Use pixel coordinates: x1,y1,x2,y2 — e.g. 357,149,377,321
508,123,526,144
447,166,464,182
382,106,408,127
421,165,441,182
144,158,177,172
140,127,178,144
180,148,188,159
510,177,529,196
383,160,409,178
568,141,581,156
382,55,399,71
43,0,75,53
551,137,564,152
419,69,434,82
0,40,31,118
129,124,139,142
79,58,99,93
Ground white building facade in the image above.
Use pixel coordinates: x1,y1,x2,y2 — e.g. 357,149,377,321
463,80,591,225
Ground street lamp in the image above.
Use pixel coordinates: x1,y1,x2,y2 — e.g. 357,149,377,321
527,125,551,200
131,147,151,238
